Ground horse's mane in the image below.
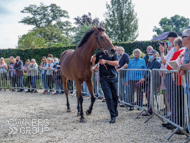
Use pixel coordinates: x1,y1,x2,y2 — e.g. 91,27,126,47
77,27,106,48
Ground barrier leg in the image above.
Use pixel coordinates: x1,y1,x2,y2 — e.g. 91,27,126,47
165,128,189,141
144,112,165,123
135,109,149,119
185,137,190,143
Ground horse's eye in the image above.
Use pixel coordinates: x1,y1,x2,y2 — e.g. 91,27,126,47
100,36,104,40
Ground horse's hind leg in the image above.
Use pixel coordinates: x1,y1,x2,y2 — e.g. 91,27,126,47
77,91,80,116
61,75,71,112
75,80,86,122
86,79,96,115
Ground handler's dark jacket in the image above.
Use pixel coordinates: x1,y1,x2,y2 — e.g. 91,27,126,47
95,51,118,77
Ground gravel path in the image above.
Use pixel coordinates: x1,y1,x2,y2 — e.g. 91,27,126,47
0,90,188,143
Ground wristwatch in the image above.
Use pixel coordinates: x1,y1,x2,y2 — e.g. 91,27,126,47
178,65,182,70
106,60,109,64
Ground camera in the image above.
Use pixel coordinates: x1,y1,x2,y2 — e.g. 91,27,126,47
157,41,168,47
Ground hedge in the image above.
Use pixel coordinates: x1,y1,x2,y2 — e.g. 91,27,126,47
112,41,159,55
0,41,159,65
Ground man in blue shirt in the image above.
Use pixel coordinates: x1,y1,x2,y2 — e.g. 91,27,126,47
92,50,119,123
116,46,130,107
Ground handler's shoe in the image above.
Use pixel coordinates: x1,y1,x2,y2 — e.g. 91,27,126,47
109,117,116,123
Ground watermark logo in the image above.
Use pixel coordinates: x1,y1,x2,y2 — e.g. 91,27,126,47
8,118,49,135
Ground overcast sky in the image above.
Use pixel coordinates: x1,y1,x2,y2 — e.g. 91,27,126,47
0,0,190,49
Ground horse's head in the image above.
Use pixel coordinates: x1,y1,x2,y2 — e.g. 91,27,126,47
93,25,116,57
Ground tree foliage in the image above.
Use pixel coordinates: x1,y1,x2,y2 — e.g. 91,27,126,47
104,0,138,42
19,3,70,29
74,12,104,27
18,3,72,49
72,13,104,45
153,15,190,38
72,23,92,45
18,31,46,49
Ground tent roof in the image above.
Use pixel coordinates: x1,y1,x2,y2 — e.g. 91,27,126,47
151,31,182,41
151,31,171,41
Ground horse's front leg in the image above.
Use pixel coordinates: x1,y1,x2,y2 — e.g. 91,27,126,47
86,79,96,115
75,80,86,122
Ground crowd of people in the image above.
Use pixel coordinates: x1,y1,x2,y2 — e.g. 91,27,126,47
0,54,66,94
1,29,190,127
109,29,190,133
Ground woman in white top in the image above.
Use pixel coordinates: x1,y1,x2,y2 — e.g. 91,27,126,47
0,57,8,91
29,59,38,93
41,58,54,94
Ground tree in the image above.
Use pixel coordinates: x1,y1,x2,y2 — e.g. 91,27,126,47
19,3,71,29
18,31,46,49
18,3,73,48
18,25,72,49
104,0,138,42
153,15,190,38
74,13,104,27
72,23,92,45
72,13,104,45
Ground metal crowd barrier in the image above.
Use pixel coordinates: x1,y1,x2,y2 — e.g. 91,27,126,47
0,69,76,95
83,71,104,100
185,70,190,143
118,69,152,119
0,69,8,91
0,69,101,97
144,69,189,141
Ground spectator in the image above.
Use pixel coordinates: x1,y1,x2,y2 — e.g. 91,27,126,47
159,31,178,65
135,50,161,115
53,58,64,94
0,57,8,91
177,29,190,133
40,57,48,94
116,46,130,107
143,46,153,66
159,32,178,127
48,54,54,63
164,37,185,133
9,56,16,91
14,56,24,92
23,59,32,93
91,57,104,101
126,49,146,110
42,58,54,94
29,59,38,93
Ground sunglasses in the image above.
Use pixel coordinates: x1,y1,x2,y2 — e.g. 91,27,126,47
182,36,188,39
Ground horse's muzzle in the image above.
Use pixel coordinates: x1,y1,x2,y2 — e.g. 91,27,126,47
106,49,116,57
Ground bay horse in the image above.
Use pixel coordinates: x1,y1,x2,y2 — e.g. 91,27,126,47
60,25,116,122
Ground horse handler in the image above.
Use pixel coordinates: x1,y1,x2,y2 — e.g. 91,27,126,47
92,50,119,123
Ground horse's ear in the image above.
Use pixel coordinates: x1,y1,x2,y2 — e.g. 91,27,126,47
100,24,103,29
93,26,98,33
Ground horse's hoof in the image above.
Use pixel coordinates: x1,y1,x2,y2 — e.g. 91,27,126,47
80,118,87,123
77,112,80,116
67,109,71,112
86,109,91,115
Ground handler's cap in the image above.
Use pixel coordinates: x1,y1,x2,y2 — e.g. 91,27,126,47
148,49,157,55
